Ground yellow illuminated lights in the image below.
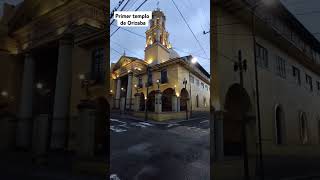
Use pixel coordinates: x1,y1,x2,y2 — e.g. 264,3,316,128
147,59,153,64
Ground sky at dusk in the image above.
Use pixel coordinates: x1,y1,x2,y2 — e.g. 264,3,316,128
0,0,319,74
110,0,211,73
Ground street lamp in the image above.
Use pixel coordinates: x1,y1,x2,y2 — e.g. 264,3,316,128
191,57,197,64
134,84,139,93
36,83,43,90
79,73,91,99
156,79,160,90
1,91,8,97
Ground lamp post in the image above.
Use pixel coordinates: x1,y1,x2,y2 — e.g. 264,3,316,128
189,56,197,118
234,50,249,179
145,82,149,121
0,90,9,111
121,87,126,113
247,1,276,178
145,65,151,120
79,74,90,100
35,82,53,153
183,78,188,120
156,79,160,90
134,84,138,93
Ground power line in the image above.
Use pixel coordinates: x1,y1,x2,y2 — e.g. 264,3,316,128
110,0,131,26
111,47,123,55
111,24,146,38
170,0,209,59
295,9,320,16
111,40,143,58
110,0,149,37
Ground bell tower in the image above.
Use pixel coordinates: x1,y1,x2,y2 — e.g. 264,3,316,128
144,8,171,65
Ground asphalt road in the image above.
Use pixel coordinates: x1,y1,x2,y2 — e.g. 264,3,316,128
110,112,210,180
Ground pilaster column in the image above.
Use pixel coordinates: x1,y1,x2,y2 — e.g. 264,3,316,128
120,97,126,113
115,78,121,109
16,53,35,148
126,73,133,110
134,93,141,112
155,90,162,113
177,97,180,112
51,34,73,149
171,95,177,112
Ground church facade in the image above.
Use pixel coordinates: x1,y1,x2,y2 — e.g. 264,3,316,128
110,9,210,121
0,0,108,151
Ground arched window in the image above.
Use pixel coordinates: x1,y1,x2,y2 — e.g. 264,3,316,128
203,97,207,107
275,105,285,145
299,112,308,144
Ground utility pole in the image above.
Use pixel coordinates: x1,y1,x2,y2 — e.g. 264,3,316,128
145,65,150,121
234,50,249,180
183,78,188,120
251,5,264,180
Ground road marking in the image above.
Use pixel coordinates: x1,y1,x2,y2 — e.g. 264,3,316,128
110,125,127,133
167,123,179,128
110,174,121,180
130,122,148,128
139,122,154,126
200,120,209,124
110,118,126,124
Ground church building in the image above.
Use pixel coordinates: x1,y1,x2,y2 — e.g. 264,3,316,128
110,9,210,121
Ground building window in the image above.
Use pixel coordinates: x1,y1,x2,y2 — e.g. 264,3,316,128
91,48,105,83
203,97,207,107
305,74,313,91
317,81,320,93
189,75,194,83
292,66,301,85
201,82,204,89
196,79,200,86
160,69,168,83
300,112,308,144
205,85,208,91
138,76,143,88
275,56,286,78
196,95,199,108
275,105,285,145
255,43,269,68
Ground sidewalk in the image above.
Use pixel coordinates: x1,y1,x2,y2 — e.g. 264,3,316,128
0,151,105,180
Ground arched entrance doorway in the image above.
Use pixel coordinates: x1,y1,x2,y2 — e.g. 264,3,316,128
139,92,145,111
275,105,285,144
162,88,174,112
147,91,156,112
180,88,189,111
224,84,251,156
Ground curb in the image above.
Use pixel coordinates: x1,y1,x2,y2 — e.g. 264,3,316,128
280,176,320,180
111,114,208,125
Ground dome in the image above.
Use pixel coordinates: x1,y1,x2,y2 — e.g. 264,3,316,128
169,48,180,59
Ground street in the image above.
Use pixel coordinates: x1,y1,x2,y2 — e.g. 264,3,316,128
110,111,210,180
